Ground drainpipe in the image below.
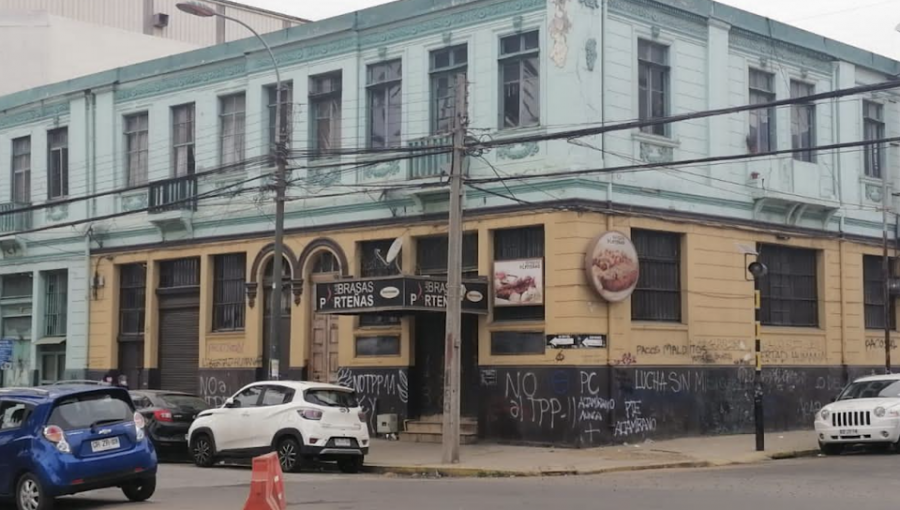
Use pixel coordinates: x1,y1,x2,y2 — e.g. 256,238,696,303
600,0,608,157
831,66,843,206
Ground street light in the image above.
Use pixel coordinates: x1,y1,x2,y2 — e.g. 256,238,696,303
748,258,767,452
177,1,288,381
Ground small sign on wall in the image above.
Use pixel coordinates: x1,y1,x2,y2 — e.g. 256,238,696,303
547,334,607,349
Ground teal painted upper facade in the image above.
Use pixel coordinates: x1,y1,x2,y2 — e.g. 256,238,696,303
0,0,898,259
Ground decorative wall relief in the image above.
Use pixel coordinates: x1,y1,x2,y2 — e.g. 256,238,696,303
308,167,340,186
865,183,884,203
585,38,598,72
363,160,401,180
497,142,539,160
46,203,68,222
639,142,673,163
549,0,572,69
578,0,599,9
121,193,148,212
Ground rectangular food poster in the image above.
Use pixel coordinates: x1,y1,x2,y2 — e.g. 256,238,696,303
493,258,544,307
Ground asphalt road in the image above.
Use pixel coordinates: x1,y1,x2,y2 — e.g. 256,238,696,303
35,454,900,510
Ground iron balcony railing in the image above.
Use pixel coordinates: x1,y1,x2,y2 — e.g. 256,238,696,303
148,175,198,214
408,133,452,179
0,202,32,233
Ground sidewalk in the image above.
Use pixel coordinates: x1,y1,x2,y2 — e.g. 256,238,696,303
364,430,819,477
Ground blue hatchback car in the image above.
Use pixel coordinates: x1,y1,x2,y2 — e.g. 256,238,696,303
0,384,158,510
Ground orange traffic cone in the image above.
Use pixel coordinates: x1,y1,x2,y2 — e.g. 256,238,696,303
243,452,286,510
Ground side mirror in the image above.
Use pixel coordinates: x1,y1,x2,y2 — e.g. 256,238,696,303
224,397,237,409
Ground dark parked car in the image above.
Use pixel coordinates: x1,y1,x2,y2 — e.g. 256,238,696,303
130,390,209,455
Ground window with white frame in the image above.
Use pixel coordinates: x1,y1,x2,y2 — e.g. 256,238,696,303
367,60,402,149
790,80,816,162
1,273,32,342
125,113,149,186
863,100,885,178
266,82,293,162
309,73,342,157
638,39,669,136
748,69,775,154
12,136,31,204
44,270,67,337
220,93,246,166
172,103,195,176
47,128,68,199
499,31,539,129
39,344,66,385
431,45,468,134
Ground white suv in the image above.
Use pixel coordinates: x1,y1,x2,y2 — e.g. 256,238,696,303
187,381,370,473
814,374,900,455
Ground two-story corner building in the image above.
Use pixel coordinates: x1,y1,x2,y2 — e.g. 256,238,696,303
3,0,900,446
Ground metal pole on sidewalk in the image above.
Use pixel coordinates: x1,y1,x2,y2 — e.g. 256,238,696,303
883,171,892,375
442,74,468,464
753,288,764,451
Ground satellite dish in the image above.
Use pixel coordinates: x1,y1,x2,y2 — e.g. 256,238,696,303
386,237,403,264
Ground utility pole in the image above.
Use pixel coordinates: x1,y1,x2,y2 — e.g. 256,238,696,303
882,167,892,375
268,78,287,381
442,73,467,464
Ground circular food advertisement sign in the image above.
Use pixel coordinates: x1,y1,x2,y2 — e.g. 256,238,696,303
584,231,640,302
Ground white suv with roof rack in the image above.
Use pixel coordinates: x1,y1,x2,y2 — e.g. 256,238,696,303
814,373,900,455
186,381,369,473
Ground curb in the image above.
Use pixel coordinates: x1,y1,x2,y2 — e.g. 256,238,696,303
363,449,822,478
362,460,715,478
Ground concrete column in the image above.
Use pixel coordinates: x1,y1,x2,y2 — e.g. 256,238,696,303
706,18,731,166
834,61,858,204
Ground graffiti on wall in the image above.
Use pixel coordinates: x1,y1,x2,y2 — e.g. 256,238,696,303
337,367,409,432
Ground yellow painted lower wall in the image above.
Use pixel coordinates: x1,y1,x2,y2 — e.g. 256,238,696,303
87,209,899,383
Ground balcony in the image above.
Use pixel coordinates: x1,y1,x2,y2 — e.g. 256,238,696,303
408,134,452,179
0,202,32,233
149,175,198,214
0,202,31,254
147,175,196,235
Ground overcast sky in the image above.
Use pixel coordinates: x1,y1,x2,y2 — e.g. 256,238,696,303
237,0,900,60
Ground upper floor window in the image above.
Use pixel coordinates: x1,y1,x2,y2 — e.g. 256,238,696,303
172,104,195,176
863,100,885,179
220,93,246,166
266,82,293,163
863,255,895,330
309,72,342,157
500,31,539,129
11,136,31,204
119,263,146,338
748,69,775,154
367,60,402,149
631,229,681,322
125,113,149,186
213,253,246,331
44,270,67,337
638,39,669,136
757,244,818,327
790,80,816,162
47,128,69,200
431,45,468,134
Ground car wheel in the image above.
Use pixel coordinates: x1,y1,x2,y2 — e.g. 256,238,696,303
277,437,302,473
819,442,843,456
121,476,156,502
16,474,53,510
191,433,216,468
337,456,363,474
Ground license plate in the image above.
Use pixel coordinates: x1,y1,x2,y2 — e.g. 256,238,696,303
91,437,120,453
839,429,858,435
334,438,351,447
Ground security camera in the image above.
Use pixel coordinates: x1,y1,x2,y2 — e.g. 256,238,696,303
748,261,768,279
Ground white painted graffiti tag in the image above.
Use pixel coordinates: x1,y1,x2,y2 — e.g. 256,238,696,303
614,400,657,437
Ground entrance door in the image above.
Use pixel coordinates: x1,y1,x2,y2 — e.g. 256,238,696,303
411,313,478,418
262,256,291,378
158,293,200,394
309,252,340,383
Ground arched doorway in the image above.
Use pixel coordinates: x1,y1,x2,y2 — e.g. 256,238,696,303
262,255,292,377
308,251,340,383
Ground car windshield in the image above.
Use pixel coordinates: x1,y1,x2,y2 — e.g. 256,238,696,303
47,391,133,431
158,394,210,410
304,389,359,408
838,379,900,400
